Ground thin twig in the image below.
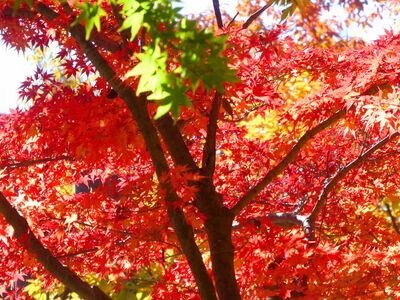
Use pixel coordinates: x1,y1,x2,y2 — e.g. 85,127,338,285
0,155,74,169
221,103,269,123
231,213,306,232
384,203,400,234
227,11,239,28
242,2,273,29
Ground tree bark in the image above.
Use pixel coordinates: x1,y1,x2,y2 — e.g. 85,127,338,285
205,205,241,300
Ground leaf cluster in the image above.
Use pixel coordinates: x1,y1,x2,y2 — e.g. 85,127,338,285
73,0,237,119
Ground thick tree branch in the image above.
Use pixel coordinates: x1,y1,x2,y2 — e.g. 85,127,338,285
201,93,221,178
212,0,224,29
309,133,400,225
90,31,123,53
0,192,111,300
242,2,273,29
0,156,73,169
36,3,217,299
234,133,399,243
156,115,198,171
231,109,346,216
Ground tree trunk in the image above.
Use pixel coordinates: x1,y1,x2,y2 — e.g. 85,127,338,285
206,207,241,300
166,206,217,300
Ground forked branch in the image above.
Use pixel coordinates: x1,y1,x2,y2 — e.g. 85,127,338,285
309,132,400,224
231,109,346,216
234,132,399,241
37,3,216,299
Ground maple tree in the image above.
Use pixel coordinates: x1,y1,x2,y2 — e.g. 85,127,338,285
1,0,400,299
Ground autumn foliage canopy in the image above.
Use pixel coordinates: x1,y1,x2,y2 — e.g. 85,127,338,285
1,0,400,299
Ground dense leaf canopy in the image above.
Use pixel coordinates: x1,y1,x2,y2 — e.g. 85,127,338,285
1,0,400,299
